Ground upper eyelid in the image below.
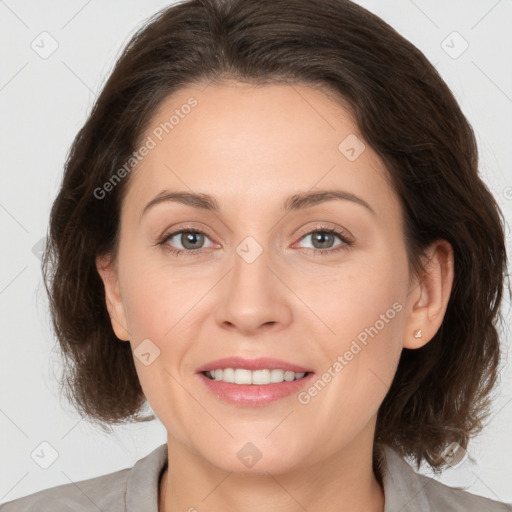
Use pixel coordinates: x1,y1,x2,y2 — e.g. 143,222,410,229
164,224,215,240
296,224,350,239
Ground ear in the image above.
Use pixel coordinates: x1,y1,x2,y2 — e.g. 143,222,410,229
95,253,131,341
403,239,454,349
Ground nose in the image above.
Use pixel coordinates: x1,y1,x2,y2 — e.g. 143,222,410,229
214,243,293,335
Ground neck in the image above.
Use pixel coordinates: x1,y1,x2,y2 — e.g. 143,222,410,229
158,435,385,512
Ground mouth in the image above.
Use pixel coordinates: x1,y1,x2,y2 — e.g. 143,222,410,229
202,368,311,384
196,357,315,406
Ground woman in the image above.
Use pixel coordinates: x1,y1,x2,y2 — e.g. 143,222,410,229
1,0,510,510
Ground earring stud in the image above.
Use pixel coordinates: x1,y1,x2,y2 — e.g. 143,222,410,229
413,329,422,339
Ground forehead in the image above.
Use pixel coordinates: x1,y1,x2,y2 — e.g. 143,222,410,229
123,81,400,225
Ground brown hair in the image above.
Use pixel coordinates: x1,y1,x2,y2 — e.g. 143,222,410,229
42,0,510,473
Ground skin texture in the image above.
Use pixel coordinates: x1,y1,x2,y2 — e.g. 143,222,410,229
96,81,454,512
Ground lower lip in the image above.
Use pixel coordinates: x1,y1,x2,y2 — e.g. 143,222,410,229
197,372,315,406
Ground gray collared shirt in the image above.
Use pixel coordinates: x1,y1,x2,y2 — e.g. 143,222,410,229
1,443,510,511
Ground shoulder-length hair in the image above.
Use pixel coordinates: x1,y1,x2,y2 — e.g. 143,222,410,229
42,0,509,472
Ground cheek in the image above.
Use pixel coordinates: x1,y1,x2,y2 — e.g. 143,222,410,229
305,251,406,340
304,251,407,405
119,266,199,430
120,259,202,340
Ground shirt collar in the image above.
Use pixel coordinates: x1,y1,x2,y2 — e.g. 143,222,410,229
125,442,168,512
379,444,433,512
124,442,432,512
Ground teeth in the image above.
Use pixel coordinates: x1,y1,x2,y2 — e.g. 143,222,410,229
205,368,307,385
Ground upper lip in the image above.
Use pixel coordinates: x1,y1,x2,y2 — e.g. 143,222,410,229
196,357,313,374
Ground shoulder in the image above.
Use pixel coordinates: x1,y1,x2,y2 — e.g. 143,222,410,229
0,443,168,512
416,470,511,511
0,466,130,512
379,445,512,512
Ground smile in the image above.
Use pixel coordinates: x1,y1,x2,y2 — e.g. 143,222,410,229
203,368,308,385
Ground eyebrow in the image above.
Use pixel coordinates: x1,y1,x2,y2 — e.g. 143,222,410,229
140,188,376,221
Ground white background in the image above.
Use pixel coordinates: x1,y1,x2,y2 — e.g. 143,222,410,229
1,0,511,505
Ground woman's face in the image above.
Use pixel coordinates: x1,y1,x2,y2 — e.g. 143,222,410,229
98,81,427,474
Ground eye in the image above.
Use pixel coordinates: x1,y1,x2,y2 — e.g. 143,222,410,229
157,225,353,257
294,226,353,255
158,228,215,256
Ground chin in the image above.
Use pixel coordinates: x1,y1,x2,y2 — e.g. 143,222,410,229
196,437,310,476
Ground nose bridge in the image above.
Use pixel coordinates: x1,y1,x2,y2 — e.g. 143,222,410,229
232,236,272,291
230,236,278,306
214,234,292,332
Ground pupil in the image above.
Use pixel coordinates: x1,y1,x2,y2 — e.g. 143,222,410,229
313,232,333,249
183,232,203,249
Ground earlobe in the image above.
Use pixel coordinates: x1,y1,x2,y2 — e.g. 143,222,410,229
95,253,131,341
403,239,454,349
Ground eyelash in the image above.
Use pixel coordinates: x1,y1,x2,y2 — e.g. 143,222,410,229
157,225,353,258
